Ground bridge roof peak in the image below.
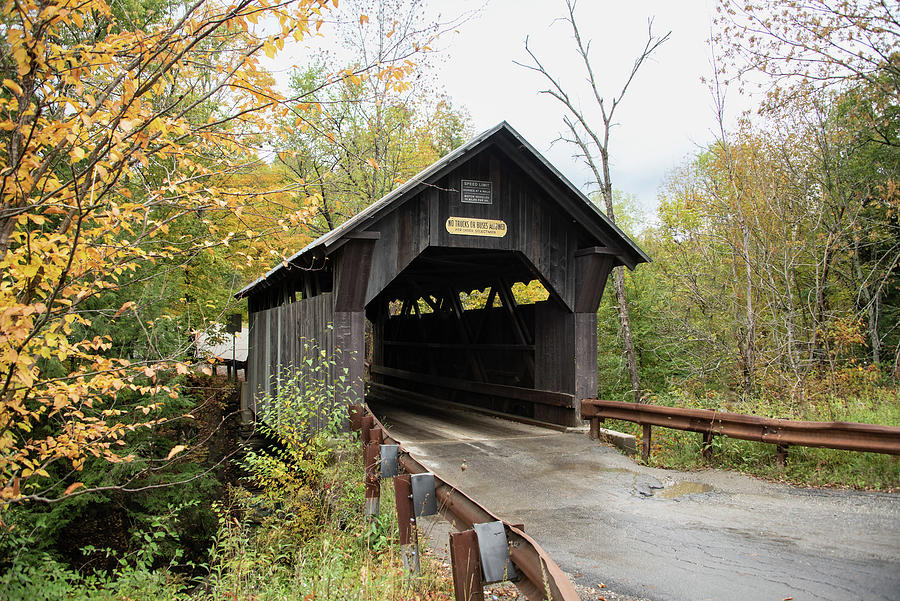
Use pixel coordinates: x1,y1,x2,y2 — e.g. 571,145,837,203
236,121,648,300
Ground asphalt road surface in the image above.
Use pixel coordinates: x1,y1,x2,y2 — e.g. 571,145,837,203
370,398,900,601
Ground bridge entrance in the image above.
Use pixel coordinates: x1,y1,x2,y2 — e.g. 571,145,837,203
367,247,579,423
237,122,648,427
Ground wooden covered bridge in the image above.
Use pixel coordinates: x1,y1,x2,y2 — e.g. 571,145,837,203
236,122,648,427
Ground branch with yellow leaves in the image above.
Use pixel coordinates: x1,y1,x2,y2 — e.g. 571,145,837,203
0,0,426,508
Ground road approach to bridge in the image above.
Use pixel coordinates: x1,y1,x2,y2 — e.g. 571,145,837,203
370,398,900,601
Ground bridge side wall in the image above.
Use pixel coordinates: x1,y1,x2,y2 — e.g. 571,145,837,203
247,292,335,428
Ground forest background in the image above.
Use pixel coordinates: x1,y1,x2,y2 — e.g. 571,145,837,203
0,0,897,598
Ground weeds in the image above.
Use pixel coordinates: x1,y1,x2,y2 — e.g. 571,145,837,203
201,451,451,601
200,359,453,600
2,357,455,600
609,387,900,490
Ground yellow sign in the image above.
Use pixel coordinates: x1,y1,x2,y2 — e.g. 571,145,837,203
445,217,507,237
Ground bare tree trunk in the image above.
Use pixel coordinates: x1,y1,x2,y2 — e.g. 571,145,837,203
808,235,833,365
852,239,882,364
741,225,756,397
782,259,805,402
518,0,668,402
893,340,900,381
612,266,642,401
710,50,758,398
598,168,643,403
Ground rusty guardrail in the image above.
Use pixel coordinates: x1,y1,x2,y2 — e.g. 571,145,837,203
582,398,900,463
351,404,580,601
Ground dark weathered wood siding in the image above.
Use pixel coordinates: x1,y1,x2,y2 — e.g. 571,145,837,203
365,147,595,311
247,292,334,425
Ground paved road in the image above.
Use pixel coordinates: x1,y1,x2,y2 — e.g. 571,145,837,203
370,398,900,601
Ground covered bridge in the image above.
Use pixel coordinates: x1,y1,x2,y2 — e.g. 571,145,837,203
236,122,648,427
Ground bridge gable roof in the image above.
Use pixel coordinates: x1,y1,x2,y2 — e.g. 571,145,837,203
237,121,648,300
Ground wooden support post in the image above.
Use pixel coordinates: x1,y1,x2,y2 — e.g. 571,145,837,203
589,417,600,440
400,297,413,317
701,431,714,460
642,424,652,462
333,235,379,407
776,444,789,468
407,287,438,376
446,287,487,382
394,474,420,578
450,529,485,601
496,279,535,382
364,427,383,519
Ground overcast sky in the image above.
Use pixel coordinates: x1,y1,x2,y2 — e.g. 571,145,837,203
427,0,759,219
273,0,758,220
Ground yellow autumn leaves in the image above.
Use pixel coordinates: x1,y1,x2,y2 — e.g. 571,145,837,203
0,0,346,506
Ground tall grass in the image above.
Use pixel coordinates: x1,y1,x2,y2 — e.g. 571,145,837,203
200,449,452,601
607,386,900,490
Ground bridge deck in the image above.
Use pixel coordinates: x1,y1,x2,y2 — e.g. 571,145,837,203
370,398,900,601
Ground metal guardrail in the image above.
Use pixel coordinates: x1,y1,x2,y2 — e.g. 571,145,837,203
582,398,900,462
353,404,580,601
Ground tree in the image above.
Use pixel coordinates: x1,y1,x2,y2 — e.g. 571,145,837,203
276,0,472,235
712,0,900,380
518,0,669,402
0,0,419,511
592,192,678,400
714,0,899,110
653,90,898,399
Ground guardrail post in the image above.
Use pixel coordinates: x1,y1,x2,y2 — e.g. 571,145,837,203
349,404,364,433
364,426,383,519
642,424,652,462
776,444,789,468
450,529,484,601
701,431,714,460
589,417,601,440
394,473,420,578
361,414,374,459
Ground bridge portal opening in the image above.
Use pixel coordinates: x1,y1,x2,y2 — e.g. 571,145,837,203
366,247,580,423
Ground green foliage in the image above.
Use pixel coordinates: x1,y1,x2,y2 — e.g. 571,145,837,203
1,501,197,601
1,376,233,598
599,66,899,405
595,193,688,400
203,366,450,600
203,452,451,601
2,359,453,600
607,0,900,409
238,364,351,539
276,4,473,238
199,357,450,600
606,388,900,490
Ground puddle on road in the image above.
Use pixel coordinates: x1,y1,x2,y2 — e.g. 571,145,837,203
533,461,631,480
659,481,713,499
595,466,630,474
